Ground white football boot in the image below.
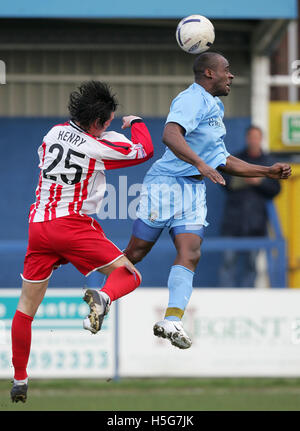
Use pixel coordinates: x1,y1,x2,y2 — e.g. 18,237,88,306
153,319,192,349
82,289,110,334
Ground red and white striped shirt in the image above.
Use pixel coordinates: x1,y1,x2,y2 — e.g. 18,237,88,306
29,119,153,223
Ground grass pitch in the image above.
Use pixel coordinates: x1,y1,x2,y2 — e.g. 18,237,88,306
1,378,300,411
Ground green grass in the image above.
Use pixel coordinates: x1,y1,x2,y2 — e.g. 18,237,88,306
1,378,300,411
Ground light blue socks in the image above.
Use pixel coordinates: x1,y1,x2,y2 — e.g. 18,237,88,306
165,265,194,321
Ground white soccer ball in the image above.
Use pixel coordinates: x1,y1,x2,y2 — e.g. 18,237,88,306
176,14,215,54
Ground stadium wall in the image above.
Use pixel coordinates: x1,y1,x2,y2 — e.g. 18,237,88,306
0,46,250,118
0,116,251,288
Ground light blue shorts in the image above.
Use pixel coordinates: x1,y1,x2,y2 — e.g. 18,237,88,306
136,174,208,237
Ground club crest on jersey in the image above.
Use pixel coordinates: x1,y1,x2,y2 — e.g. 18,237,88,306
149,212,158,222
208,117,223,128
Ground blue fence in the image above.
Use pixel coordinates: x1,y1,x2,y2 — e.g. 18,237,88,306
0,201,286,288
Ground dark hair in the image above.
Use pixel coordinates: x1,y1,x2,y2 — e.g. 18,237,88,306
193,51,226,79
246,125,263,135
68,81,118,129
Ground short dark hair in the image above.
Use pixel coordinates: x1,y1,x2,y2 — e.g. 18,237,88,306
193,51,225,79
68,81,118,129
246,125,263,135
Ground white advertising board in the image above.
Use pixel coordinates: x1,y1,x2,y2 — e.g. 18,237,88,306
0,289,115,378
119,289,300,377
2,288,300,378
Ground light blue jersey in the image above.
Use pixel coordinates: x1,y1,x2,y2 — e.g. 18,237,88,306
135,82,230,238
148,82,230,177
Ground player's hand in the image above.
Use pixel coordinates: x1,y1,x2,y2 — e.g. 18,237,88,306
267,163,292,180
196,162,226,186
121,116,142,129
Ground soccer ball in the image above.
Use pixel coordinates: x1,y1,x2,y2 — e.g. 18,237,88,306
176,14,215,54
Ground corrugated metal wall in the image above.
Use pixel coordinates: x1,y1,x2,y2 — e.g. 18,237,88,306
0,20,252,118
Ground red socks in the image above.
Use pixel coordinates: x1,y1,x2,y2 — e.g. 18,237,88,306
11,310,33,380
11,266,140,380
101,265,141,302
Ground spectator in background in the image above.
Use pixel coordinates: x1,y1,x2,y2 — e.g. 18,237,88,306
219,125,281,288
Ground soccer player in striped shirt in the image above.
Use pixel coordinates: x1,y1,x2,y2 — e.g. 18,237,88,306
10,81,153,402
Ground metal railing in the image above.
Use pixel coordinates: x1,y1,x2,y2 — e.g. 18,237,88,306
202,201,286,287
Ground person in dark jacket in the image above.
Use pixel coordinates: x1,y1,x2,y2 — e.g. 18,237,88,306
219,125,281,287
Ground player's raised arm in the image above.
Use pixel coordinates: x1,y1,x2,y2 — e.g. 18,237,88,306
163,122,226,185
98,115,153,170
122,115,154,159
219,155,292,180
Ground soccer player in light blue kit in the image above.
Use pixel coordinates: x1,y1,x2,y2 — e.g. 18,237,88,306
125,52,291,349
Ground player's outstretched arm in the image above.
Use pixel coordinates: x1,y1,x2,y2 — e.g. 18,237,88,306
163,122,226,185
99,115,153,170
219,155,292,180
267,162,292,179
121,115,142,129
